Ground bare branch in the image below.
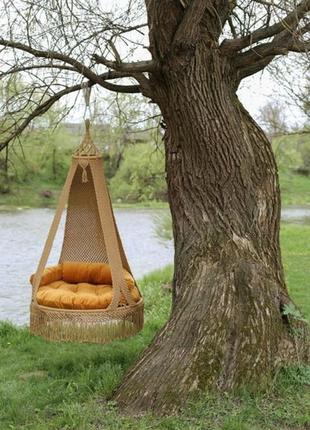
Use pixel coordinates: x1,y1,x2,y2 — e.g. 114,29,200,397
98,80,141,93
228,15,237,38
93,55,157,73
0,75,141,152
221,0,310,54
236,55,276,80
0,83,82,151
253,0,288,13
235,24,310,79
0,37,102,83
0,37,143,94
108,39,122,65
0,63,76,78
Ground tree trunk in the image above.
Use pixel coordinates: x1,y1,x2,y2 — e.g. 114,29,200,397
114,43,309,415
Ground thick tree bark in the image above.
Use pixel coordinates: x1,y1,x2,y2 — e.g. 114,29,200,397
113,40,309,415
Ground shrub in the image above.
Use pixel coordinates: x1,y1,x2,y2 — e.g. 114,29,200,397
110,143,167,203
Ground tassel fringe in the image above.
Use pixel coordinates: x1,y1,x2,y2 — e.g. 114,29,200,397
30,300,144,344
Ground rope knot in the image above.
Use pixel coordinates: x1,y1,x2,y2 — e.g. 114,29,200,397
79,159,89,183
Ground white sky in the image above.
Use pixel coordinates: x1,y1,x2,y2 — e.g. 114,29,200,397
238,73,307,126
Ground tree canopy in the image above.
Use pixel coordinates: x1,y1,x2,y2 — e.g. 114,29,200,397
0,0,309,150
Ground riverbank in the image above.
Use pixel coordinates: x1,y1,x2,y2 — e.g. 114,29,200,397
0,224,309,430
1,130,309,210
0,182,169,211
0,170,309,210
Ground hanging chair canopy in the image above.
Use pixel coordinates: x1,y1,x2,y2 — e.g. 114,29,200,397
29,118,144,344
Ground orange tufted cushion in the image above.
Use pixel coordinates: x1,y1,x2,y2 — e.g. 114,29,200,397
30,264,63,287
37,281,140,310
37,281,113,309
62,261,135,289
31,262,140,310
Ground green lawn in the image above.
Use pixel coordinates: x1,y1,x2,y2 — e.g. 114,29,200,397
0,225,309,430
281,224,310,318
279,171,310,206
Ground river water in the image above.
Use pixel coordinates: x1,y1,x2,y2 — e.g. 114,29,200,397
0,207,309,326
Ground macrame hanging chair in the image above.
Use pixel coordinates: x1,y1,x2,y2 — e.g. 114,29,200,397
29,91,143,344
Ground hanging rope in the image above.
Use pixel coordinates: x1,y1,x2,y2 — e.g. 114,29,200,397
74,82,100,175
82,82,91,121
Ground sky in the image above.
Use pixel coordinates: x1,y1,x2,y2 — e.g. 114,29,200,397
238,74,298,125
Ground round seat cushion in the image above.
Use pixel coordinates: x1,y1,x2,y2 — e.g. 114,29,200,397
37,280,141,310
31,261,135,289
31,261,141,310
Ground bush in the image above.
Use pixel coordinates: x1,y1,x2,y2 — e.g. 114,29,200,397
300,139,310,173
110,143,167,203
272,135,302,171
272,133,310,174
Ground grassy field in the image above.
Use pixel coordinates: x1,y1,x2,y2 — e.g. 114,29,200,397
279,171,310,206
0,224,309,430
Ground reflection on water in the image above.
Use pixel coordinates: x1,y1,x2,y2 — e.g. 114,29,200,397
0,206,309,326
0,208,174,326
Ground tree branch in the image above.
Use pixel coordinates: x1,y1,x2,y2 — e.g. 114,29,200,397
98,80,141,93
0,83,83,151
236,55,276,80
235,29,310,80
0,62,142,83
221,0,310,54
93,55,157,73
173,0,209,48
236,23,309,62
253,0,288,13
0,38,96,79
0,64,76,78
0,38,142,93
0,74,141,151
288,39,310,52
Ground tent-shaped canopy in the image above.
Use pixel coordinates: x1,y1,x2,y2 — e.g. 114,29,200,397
30,120,144,343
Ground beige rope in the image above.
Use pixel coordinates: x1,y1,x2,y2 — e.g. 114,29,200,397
91,158,135,309
32,159,78,304
74,119,100,158
110,194,142,297
82,83,91,109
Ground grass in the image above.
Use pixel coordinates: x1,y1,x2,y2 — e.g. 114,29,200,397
279,171,310,206
0,225,309,429
0,180,61,210
281,223,310,318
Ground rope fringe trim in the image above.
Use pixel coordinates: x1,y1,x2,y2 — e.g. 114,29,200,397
30,301,144,344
